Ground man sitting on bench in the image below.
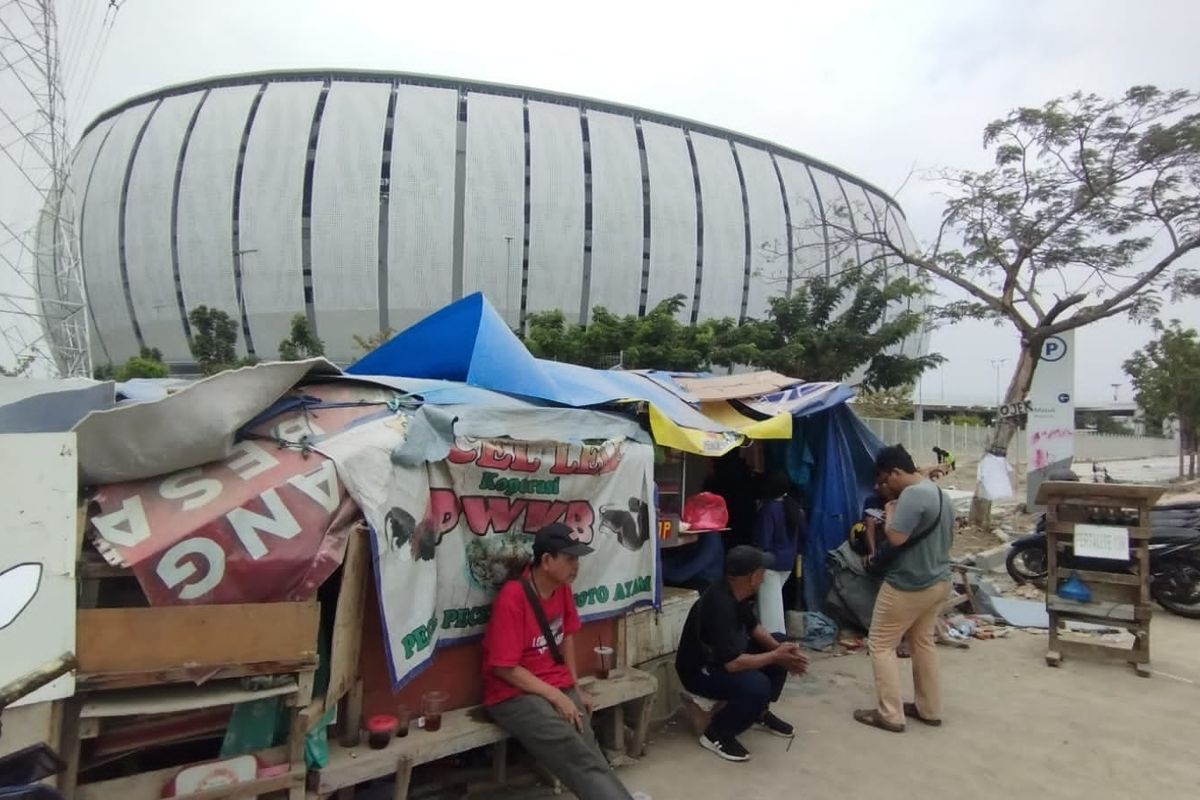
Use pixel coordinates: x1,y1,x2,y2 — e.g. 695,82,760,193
482,523,636,800
675,545,810,762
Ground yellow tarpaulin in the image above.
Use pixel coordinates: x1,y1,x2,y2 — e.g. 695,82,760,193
699,401,793,440
646,404,743,457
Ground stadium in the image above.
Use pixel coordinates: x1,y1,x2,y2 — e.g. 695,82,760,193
40,70,924,369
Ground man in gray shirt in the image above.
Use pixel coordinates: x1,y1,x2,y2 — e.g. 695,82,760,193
854,445,952,733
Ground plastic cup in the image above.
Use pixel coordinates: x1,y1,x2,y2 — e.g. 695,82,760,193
594,645,615,679
395,704,411,738
422,690,449,733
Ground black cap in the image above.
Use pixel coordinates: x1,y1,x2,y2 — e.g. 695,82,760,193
532,522,595,560
725,545,775,577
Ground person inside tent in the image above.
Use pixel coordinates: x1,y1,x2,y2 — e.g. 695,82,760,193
751,471,806,636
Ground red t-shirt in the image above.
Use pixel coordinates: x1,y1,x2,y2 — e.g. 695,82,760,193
481,571,581,706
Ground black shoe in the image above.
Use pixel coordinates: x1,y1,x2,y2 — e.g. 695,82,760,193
698,731,750,762
756,710,795,738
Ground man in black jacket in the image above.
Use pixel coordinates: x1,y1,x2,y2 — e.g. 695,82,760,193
675,546,809,762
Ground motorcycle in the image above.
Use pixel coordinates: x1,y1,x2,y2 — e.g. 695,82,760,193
1006,508,1200,619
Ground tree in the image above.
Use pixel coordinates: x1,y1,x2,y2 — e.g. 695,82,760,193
1124,320,1200,478
0,355,34,377
278,314,325,361
93,347,170,381
524,295,741,372
353,328,396,354
188,306,248,375
853,386,915,420
734,266,943,388
818,87,1200,522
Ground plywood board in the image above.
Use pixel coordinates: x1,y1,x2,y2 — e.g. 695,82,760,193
0,432,78,706
325,527,369,710
76,601,318,676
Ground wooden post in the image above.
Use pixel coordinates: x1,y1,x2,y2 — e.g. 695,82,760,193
339,679,365,748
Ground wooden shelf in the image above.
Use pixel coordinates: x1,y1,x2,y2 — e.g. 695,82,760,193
80,678,299,719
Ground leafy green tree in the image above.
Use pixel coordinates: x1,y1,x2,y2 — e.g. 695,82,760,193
735,266,943,388
1,355,35,377
853,386,916,420
278,314,325,361
188,306,248,375
819,87,1200,522
1124,320,1200,477
93,347,169,381
524,295,742,372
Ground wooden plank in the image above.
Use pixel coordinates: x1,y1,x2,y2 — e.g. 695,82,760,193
339,679,364,748
80,679,298,719
392,757,413,800
1047,521,1153,540
1052,568,1140,586
1047,598,1147,622
326,528,370,711
77,659,316,692
1036,481,1164,505
75,746,287,800
317,669,658,794
76,602,319,676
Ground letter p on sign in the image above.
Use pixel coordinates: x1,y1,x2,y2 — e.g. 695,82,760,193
1041,336,1067,362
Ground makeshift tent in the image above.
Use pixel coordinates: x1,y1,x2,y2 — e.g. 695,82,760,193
346,293,767,456
665,373,882,610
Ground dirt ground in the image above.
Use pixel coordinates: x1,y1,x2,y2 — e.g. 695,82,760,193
617,614,1200,800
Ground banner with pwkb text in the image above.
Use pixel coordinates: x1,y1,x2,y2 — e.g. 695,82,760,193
333,427,657,688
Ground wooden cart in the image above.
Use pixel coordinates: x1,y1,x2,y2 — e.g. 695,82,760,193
1036,481,1164,677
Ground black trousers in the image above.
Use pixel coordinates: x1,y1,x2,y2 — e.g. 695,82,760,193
679,635,788,739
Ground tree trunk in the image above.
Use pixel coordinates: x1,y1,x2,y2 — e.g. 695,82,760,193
968,341,1041,526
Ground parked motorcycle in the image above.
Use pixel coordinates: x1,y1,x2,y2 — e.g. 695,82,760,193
1006,508,1200,619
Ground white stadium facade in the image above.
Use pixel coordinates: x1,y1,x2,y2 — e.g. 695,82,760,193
40,70,924,370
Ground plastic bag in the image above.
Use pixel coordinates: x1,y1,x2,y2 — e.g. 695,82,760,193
1057,572,1092,603
681,492,730,531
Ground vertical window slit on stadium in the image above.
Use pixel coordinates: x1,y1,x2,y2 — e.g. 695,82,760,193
377,80,399,333
118,98,162,353
634,119,652,316
171,90,210,343
729,141,753,324
300,80,331,333
684,129,704,324
519,98,532,329
804,163,833,282
81,122,119,364
230,83,268,358
579,108,593,323
769,153,795,296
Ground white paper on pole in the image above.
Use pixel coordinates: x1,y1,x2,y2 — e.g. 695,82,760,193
1072,524,1130,560
977,452,1014,500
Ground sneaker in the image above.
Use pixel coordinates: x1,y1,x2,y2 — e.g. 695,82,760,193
699,732,750,762
756,710,795,738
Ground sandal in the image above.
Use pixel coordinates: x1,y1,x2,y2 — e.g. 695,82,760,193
852,708,905,733
903,702,942,727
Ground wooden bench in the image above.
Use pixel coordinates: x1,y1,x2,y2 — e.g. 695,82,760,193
309,668,658,799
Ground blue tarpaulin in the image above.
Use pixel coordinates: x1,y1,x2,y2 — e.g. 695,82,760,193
347,293,729,435
767,403,884,610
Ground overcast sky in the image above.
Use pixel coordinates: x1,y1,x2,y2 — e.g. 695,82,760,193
4,0,1198,403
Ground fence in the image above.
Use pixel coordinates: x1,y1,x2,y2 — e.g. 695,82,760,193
860,417,1176,466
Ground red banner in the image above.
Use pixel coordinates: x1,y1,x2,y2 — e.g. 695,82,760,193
89,384,388,605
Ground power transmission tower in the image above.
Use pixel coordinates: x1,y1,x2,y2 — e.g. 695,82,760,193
0,0,117,377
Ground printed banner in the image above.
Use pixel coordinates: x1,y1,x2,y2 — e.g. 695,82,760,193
1027,331,1076,508
88,384,391,604
332,424,658,688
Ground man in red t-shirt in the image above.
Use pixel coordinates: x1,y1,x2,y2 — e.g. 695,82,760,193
482,523,635,800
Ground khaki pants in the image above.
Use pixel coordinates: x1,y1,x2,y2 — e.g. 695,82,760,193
868,581,949,727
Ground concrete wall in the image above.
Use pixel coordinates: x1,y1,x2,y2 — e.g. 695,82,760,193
860,417,1176,466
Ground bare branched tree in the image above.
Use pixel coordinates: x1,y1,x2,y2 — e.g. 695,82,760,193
798,86,1200,523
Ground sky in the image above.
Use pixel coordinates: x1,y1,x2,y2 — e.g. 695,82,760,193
2,0,1198,404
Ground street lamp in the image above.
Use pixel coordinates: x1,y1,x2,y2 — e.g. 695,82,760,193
989,358,1008,409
